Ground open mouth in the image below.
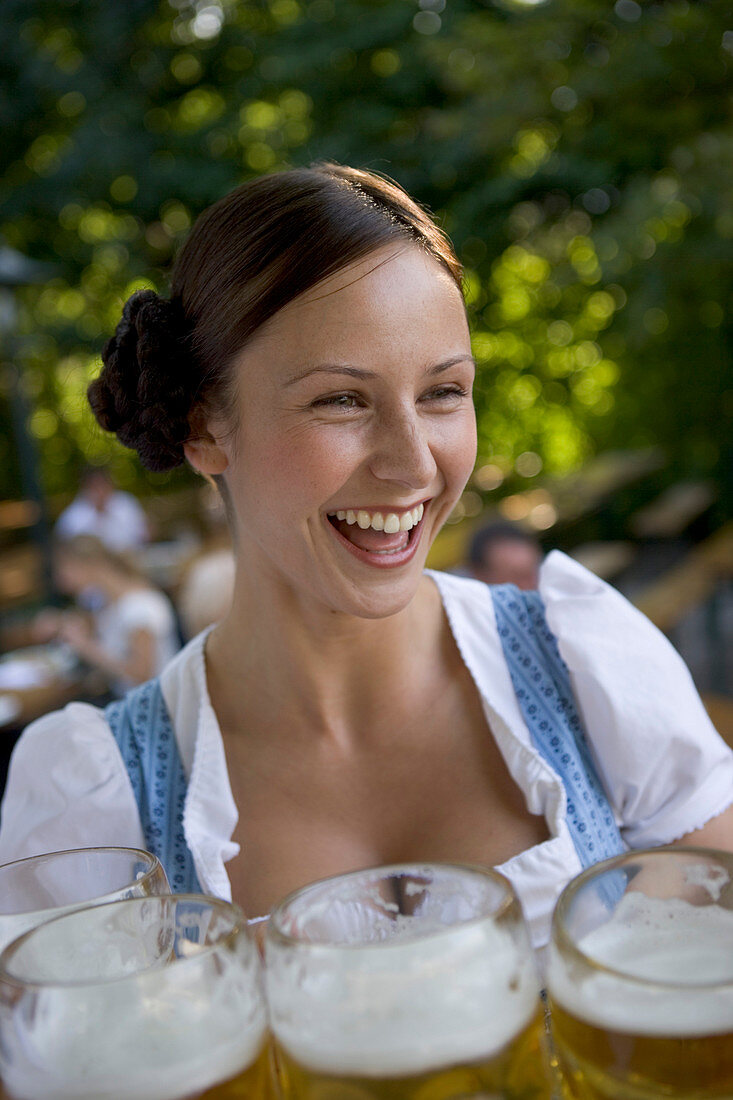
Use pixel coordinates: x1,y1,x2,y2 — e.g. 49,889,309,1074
326,503,426,562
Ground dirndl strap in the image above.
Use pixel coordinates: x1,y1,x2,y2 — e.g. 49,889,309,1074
106,678,202,893
491,584,625,869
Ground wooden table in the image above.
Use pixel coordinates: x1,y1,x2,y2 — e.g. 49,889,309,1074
0,645,98,733
0,677,88,731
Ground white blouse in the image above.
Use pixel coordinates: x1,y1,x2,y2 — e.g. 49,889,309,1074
1,551,731,950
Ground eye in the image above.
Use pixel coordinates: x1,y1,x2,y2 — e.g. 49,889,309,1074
421,384,469,403
311,392,363,410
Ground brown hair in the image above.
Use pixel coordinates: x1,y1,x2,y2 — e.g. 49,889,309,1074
89,162,463,472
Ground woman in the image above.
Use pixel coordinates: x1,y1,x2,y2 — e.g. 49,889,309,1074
1,164,731,948
41,535,180,697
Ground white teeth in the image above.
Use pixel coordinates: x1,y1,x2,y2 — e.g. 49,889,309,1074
329,504,425,533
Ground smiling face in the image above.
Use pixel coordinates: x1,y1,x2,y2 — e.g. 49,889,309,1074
187,245,476,620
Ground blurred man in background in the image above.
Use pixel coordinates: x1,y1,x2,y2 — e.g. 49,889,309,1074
467,521,542,591
55,467,149,552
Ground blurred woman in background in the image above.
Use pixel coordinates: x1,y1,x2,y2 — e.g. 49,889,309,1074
43,535,179,696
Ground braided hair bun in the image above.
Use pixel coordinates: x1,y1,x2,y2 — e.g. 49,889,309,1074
88,290,196,471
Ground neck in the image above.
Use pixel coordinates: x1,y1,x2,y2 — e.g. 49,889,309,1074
206,566,442,744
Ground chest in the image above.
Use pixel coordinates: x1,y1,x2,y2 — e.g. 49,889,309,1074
221,689,549,919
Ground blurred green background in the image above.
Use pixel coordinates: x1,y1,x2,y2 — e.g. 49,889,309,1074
1,0,731,531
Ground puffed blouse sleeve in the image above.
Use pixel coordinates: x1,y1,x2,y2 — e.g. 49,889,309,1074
538,550,733,847
0,703,145,864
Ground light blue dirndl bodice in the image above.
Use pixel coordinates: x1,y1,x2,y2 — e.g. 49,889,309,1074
106,584,624,894
105,681,202,893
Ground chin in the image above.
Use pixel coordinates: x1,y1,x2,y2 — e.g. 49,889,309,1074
325,570,426,622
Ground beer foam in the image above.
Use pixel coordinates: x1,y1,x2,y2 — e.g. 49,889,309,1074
267,918,539,1076
549,892,733,1037
1,984,267,1100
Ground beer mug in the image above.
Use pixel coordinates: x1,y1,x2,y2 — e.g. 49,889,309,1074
0,894,272,1099
547,846,733,1099
266,862,551,1099
0,846,169,951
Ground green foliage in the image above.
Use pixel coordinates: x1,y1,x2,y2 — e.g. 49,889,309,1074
1,0,730,512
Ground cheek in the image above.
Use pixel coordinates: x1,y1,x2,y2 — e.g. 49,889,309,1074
233,426,356,518
440,408,477,486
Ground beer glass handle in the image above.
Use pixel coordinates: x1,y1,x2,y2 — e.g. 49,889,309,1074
247,914,269,956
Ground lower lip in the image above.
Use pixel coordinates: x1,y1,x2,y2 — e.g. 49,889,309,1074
326,514,427,569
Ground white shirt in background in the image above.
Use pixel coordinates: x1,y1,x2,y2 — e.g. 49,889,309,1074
55,492,149,551
95,588,180,696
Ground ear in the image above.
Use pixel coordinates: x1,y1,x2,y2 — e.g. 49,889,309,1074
183,432,229,476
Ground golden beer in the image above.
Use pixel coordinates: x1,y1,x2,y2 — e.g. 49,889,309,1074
548,848,733,1100
267,864,553,1100
191,1042,277,1099
550,1002,733,1100
275,1007,550,1099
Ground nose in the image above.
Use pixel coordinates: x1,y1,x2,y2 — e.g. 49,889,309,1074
367,405,438,490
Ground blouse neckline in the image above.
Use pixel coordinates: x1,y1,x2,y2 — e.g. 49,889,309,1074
168,574,578,935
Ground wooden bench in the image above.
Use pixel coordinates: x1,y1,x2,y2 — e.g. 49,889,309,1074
568,541,636,581
633,522,733,634
629,479,716,540
632,523,733,695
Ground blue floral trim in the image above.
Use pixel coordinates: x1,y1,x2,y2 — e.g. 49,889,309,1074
491,584,625,868
106,679,202,893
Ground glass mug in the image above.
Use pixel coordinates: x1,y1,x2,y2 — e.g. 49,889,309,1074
547,846,733,1099
0,894,272,1100
266,861,552,1099
0,846,169,952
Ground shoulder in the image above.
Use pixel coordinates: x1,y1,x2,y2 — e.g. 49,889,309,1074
536,549,712,734
111,490,146,514
539,548,645,623
115,588,176,627
0,702,144,863
537,549,695,684
3,702,122,791
55,497,91,532
536,553,733,844
106,492,149,535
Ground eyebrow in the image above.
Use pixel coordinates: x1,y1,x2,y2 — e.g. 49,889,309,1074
285,354,476,386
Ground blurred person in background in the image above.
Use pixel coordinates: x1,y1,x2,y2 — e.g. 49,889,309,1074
177,544,235,640
467,521,542,591
55,466,150,552
35,535,179,697
176,486,236,640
